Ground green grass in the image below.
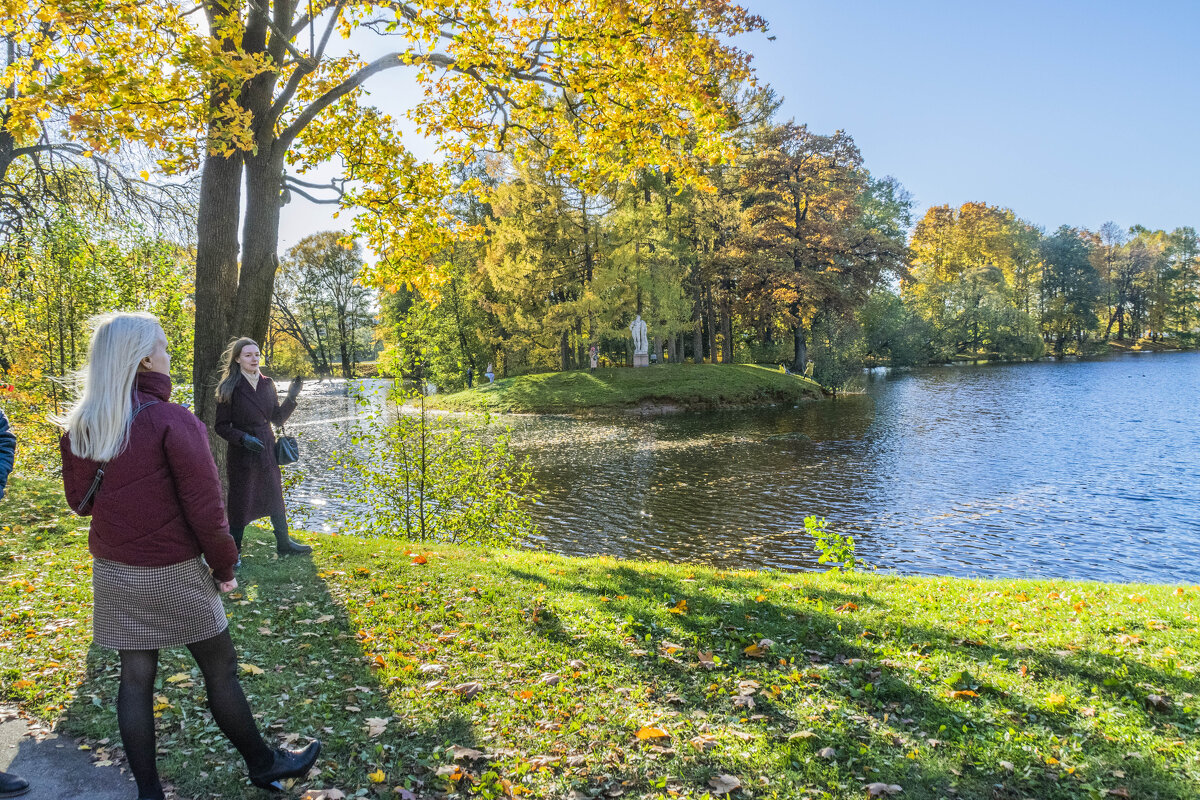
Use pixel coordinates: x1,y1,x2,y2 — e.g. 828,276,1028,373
420,363,826,415
2,475,1199,799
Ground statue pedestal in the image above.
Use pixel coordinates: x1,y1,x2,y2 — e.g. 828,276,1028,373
633,353,649,367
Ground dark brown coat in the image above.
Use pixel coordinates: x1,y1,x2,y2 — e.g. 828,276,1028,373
214,374,297,529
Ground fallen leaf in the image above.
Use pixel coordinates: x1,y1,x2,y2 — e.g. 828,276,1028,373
948,689,979,700
368,769,386,783
239,663,264,676
634,726,670,740
788,730,817,741
818,747,836,759
866,783,903,797
165,672,191,684
300,790,346,800
364,717,389,738
435,765,464,780
411,555,428,565
708,774,742,795
454,681,483,700
999,761,1014,771
450,745,485,760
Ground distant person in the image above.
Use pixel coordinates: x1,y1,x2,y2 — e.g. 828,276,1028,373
589,345,598,370
57,312,320,800
485,362,495,383
466,365,474,389
0,405,28,799
214,338,311,559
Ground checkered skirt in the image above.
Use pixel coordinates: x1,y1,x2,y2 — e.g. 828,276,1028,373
91,556,228,650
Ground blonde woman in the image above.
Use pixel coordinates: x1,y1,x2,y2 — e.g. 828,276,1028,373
58,312,319,798
213,337,310,559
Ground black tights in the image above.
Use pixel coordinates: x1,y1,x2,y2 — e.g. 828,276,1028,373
118,629,273,800
229,514,287,552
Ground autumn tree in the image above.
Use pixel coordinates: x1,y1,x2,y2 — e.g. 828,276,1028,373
1038,226,1099,355
272,231,373,378
0,1,198,239
149,1,765,432
738,123,906,373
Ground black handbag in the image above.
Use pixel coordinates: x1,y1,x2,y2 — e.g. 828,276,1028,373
274,425,299,466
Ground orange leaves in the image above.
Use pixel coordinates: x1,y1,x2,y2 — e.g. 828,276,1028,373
834,601,859,613
948,689,979,701
668,599,687,614
411,554,428,565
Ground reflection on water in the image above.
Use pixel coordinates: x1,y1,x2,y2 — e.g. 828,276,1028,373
283,352,1200,583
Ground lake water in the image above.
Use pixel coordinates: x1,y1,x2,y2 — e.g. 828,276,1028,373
284,352,1200,584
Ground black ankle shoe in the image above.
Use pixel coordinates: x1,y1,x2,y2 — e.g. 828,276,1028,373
275,535,313,556
248,740,321,790
0,771,30,799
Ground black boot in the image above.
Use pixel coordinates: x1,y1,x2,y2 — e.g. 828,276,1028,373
248,741,321,790
272,516,312,556
0,771,30,799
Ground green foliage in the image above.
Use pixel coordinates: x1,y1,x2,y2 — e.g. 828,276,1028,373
804,514,862,572
334,386,538,545
857,290,932,367
809,313,867,393
0,206,193,467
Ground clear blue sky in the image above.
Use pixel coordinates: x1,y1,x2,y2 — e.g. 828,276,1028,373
279,0,1199,251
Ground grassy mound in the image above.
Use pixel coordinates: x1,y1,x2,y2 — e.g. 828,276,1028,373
421,363,825,415
2,476,1198,799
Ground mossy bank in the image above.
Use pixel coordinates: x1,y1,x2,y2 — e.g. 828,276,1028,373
2,476,1198,800
416,364,826,416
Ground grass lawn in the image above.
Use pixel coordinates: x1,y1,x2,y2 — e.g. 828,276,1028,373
2,475,1198,799
419,364,825,415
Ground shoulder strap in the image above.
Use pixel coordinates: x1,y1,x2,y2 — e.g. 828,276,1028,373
73,399,160,515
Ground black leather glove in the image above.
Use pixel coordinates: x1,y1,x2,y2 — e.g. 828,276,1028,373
242,435,265,453
286,376,303,401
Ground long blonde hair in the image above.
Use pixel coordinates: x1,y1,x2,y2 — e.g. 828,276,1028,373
215,337,257,404
55,311,163,462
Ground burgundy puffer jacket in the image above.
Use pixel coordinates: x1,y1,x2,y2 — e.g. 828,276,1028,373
61,371,239,582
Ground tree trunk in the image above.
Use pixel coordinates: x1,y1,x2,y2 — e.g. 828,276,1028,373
234,151,286,348
791,319,808,373
705,285,716,363
192,150,242,432
721,296,733,364
559,329,571,371
667,334,676,363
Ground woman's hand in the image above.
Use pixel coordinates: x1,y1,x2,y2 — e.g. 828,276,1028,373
218,578,238,593
286,376,303,401
242,435,265,453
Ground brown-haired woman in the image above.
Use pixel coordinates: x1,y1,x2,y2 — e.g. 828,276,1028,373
214,337,312,560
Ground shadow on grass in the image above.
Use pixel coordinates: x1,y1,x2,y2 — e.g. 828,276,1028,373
495,562,1200,799
59,526,478,800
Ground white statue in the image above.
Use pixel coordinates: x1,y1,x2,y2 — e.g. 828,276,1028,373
629,314,648,356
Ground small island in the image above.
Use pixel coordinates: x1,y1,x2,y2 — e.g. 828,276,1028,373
417,363,826,415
